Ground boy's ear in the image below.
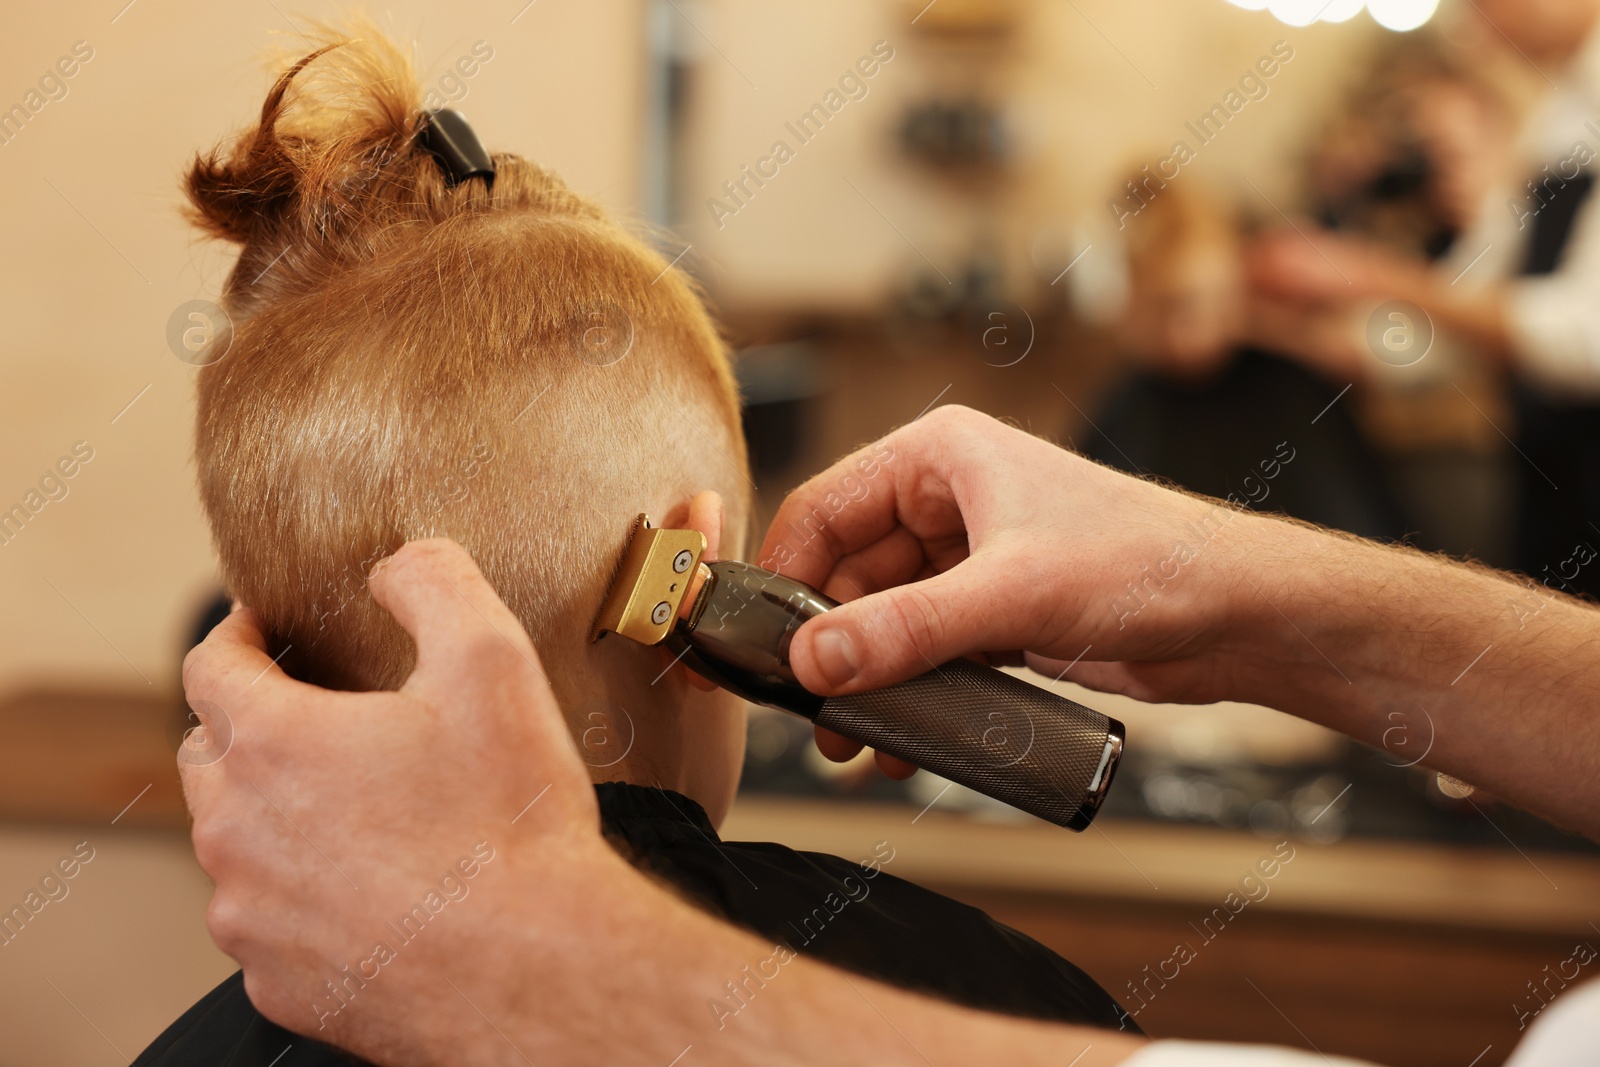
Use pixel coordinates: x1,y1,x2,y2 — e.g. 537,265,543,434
662,490,725,561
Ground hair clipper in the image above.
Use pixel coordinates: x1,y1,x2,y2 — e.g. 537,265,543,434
591,515,1124,830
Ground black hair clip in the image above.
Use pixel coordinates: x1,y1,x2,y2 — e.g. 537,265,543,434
418,109,495,190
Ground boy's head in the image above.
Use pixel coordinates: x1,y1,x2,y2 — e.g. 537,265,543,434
1115,176,1242,381
187,29,751,821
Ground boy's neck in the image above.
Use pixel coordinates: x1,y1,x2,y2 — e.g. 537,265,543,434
558,642,741,827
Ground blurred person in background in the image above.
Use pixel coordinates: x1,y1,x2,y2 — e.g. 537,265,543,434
1083,176,1405,542
1252,27,1524,566
1250,0,1600,594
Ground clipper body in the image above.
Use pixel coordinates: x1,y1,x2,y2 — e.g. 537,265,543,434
593,518,1124,831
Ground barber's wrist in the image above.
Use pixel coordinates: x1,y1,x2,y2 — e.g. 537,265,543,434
1201,515,1334,698
1222,518,1501,734
1207,515,1414,721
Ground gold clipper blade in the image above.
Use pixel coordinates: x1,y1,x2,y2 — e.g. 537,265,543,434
589,514,706,646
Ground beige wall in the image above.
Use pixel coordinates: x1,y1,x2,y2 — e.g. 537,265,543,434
0,1,648,698
681,0,1380,311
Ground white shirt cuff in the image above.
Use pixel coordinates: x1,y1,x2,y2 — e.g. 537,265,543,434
1120,1040,1381,1067
1507,278,1600,396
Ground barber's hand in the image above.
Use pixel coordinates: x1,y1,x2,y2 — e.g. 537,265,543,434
758,406,1313,772
1241,293,1372,386
179,539,635,1064
1246,227,1412,305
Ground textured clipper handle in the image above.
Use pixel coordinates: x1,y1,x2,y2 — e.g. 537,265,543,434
814,660,1120,830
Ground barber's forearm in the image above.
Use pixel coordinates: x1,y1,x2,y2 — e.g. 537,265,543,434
1224,517,1600,837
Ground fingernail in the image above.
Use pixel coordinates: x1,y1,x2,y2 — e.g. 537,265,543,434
811,628,859,689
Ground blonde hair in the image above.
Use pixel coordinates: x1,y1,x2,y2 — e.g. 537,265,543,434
187,27,749,704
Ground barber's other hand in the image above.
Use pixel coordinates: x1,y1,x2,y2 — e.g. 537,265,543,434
178,539,623,1064
759,406,1315,766
1246,226,1409,305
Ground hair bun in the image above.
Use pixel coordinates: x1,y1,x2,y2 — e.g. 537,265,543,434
185,27,443,316
187,22,610,321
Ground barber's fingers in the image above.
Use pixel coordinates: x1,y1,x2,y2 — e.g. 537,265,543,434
790,558,1033,695
816,525,925,602
178,608,301,813
813,727,919,780
367,538,550,705
813,726,860,763
760,420,969,591
179,606,324,758
182,607,272,707
760,438,904,586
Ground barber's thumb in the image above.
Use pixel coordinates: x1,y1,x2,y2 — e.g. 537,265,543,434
790,577,971,695
368,538,544,695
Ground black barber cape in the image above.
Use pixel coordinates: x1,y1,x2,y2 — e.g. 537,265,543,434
1513,172,1600,598
136,783,1136,1065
